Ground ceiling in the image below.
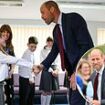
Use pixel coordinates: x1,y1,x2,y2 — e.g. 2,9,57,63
0,0,105,22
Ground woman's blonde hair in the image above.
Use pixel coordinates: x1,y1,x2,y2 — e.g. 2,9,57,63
77,59,92,75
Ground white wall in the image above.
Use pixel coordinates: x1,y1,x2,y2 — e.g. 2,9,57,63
0,0,105,22
0,0,42,19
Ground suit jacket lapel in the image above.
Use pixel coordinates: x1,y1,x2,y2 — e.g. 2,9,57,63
101,67,105,98
62,13,67,49
62,13,67,38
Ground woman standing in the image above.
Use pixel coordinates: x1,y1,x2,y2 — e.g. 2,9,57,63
0,31,36,105
0,24,15,105
77,59,92,95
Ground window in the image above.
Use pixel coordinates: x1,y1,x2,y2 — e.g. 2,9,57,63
97,28,105,45
11,25,55,72
0,24,62,72
11,25,53,59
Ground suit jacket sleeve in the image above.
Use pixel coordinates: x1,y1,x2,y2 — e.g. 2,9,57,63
41,37,59,70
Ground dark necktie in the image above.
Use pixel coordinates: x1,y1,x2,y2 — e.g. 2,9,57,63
56,24,65,71
93,72,99,100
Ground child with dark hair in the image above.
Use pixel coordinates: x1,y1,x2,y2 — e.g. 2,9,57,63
40,36,59,105
0,24,15,105
19,36,38,105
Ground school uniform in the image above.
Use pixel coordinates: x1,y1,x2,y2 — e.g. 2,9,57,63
0,50,33,105
4,47,15,105
40,46,59,92
18,49,35,105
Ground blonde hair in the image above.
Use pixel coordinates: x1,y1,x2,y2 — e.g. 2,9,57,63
77,59,92,75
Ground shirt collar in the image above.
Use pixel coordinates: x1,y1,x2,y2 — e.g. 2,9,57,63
27,49,34,55
96,64,104,76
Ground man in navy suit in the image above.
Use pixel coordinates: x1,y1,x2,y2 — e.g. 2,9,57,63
88,48,105,105
36,1,94,105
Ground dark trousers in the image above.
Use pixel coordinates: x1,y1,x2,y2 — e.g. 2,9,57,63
64,54,86,105
4,77,14,105
0,81,5,105
69,88,85,105
64,71,85,105
19,76,35,105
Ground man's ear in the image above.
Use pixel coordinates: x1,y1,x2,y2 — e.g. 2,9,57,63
50,6,54,13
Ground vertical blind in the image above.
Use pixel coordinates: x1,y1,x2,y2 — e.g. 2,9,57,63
0,24,63,72
11,24,55,72
11,25,53,59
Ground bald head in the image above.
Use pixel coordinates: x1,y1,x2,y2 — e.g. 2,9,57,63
40,1,60,24
89,48,104,58
41,1,60,11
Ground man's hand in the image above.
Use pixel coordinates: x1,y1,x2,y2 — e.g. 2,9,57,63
70,72,76,90
32,65,42,74
92,100,100,105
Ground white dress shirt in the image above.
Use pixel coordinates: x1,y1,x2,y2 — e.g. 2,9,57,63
57,12,65,49
19,49,35,79
0,51,33,82
97,64,104,101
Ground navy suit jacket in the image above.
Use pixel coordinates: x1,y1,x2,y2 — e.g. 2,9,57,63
42,12,94,76
90,68,105,105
